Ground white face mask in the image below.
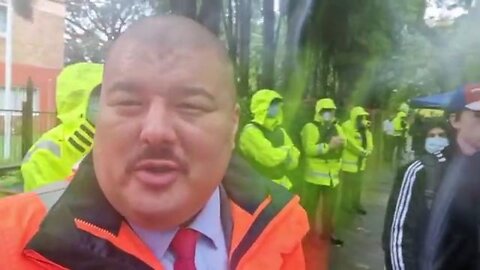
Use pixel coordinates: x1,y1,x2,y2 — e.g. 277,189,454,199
425,137,449,154
322,111,334,122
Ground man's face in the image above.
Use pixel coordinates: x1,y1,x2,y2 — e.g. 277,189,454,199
450,110,480,155
94,41,239,229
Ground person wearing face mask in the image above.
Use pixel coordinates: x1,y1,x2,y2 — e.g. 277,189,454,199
340,106,374,216
382,119,452,270
21,63,103,191
392,103,411,165
300,98,346,246
420,84,480,270
239,89,300,190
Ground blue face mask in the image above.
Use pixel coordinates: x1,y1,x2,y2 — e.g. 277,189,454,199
425,137,449,154
267,102,282,118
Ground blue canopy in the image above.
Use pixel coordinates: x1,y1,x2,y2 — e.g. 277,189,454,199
410,91,456,109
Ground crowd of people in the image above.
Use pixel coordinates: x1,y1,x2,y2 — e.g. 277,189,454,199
238,91,378,247
1,14,480,270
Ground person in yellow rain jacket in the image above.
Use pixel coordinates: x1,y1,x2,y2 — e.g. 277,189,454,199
392,103,410,164
340,106,373,216
239,89,300,190
301,98,345,246
21,63,103,191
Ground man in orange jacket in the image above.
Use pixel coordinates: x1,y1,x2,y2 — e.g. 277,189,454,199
0,16,309,269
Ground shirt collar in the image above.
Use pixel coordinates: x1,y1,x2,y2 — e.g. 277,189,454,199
189,186,222,249
129,187,223,258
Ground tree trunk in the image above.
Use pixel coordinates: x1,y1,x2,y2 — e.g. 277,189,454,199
170,0,197,20
283,0,296,85
223,0,237,62
21,78,34,157
282,0,310,93
238,0,252,97
198,0,223,35
261,0,275,89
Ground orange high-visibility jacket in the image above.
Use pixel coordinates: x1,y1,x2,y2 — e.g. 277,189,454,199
0,154,309,270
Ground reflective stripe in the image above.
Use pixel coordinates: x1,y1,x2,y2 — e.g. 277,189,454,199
68,123,95,153
74,131,92,147
80,124,94,139
23,140,61,163
307,171,330,178
318,159,340,163
390,161,424,270
272,178,293,190
342,160,357,165
68,137,86,153
35,181,69,211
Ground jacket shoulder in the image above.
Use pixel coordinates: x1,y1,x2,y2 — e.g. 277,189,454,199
0,182,67,242
303,122,315,128
35,125,64,142
341,120,351,128
0,193,47,253
262,195,309,255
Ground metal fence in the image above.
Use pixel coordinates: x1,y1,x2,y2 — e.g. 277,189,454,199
0,109,57,166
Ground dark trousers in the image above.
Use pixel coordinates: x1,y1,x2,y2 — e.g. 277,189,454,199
393,136,406,164
303,182,338,236
341,171,365,211
384,252,393,270
383,135,395,162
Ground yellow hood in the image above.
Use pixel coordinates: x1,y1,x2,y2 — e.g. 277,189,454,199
56,63,103,125
350,106,369,122
396,111,407,118
314,98,337,122
250,89,283,128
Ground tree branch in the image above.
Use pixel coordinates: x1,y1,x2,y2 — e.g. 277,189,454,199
65,16,93,35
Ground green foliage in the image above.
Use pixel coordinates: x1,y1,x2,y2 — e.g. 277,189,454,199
61,0,480,111
65,0,158,64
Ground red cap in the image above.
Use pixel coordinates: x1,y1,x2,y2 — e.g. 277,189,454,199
465,84,480,111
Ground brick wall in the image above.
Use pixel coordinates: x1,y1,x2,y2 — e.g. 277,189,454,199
0,0,65,113
0,0,66,68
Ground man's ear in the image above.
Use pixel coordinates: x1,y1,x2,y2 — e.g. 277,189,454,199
449,113,460,130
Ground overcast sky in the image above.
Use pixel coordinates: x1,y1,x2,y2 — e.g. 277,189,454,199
424,0,470,26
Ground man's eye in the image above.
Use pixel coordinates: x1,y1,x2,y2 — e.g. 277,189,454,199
178,103,210,112
116,100,142,106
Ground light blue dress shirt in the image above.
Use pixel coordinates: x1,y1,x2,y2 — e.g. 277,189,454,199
130,187,228,270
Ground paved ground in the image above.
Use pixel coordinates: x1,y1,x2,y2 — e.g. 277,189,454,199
330,167,394,270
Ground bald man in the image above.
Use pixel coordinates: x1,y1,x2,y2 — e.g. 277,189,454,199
0,16,309,270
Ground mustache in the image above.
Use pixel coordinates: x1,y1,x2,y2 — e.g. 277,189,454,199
125,146,187,172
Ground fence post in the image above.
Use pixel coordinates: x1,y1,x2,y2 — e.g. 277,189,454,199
21,78,33,158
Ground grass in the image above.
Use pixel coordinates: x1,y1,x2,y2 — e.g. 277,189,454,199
0,135,35,166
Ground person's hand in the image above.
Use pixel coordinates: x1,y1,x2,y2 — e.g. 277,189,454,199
362,150,371,157
329,136,344,150
280,146,294,166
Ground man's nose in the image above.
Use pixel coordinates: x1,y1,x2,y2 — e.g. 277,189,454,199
139,101,177,145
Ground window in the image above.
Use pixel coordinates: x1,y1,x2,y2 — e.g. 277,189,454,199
0,4,6,36
0,87,40,114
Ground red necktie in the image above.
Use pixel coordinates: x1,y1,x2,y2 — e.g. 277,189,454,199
171,228,199,270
